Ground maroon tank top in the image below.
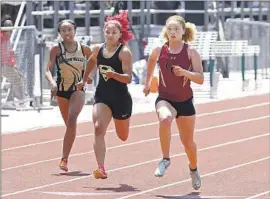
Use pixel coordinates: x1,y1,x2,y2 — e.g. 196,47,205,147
158,43,193,102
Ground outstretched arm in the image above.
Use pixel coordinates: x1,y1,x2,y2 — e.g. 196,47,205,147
82,44,93,84
81,44,100,85
143,46,161,96
173,47,204,85
185,48,204,84
45,45,58,86
144,47,161,86
45,45,60,99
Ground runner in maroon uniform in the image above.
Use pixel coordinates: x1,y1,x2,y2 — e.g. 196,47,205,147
143,15,204,190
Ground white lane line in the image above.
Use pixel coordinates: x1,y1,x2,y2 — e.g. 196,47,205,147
2,102,269,152
2,133,269,198
153,195,270,199
245,191,270,199
115,157,270,199
2,116,269,171
42,191,127,196
198,102,270,117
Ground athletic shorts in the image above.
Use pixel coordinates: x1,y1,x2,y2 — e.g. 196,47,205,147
57,89,84,100
155,96,196,118
94,93,132,120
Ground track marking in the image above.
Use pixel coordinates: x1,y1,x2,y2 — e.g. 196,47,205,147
154,195,270,199
116,157,270,199
2,116,269,171
2,102,269,152
2,133,269,198
245,191,270,199
42,191,127,196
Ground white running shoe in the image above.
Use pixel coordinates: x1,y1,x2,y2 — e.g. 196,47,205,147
190,169,201,190
154,159,171,177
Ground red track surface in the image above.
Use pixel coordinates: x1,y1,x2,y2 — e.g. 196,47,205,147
2,94,270,199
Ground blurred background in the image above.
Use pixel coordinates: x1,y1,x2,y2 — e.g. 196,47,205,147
1,1,270,111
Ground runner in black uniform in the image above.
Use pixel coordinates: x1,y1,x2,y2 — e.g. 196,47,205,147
94,43,132,120
76,11,133,179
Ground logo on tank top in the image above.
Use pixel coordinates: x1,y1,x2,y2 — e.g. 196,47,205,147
159,59,175,88
58,56,84,64
99,65,115,81
163,58,193,87
165,61,175,74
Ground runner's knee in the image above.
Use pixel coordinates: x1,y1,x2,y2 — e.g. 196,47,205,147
159,115,173,129
94,121,106,137
117,130,129,141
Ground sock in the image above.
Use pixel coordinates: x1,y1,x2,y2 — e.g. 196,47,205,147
190,167,197,172
98,164,105,171
163,157,170,161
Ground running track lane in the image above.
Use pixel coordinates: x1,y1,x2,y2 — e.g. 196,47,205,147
2,101,269,169
2,94,269,148
2,94,270,199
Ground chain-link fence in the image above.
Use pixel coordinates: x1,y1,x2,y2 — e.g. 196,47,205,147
1,26,37,109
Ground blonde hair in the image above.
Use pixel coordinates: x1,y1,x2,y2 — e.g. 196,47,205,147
161,15,197,43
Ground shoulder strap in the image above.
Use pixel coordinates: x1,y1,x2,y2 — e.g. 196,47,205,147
115,44,123,55
80,42,85,57
58,42,65,55
157,43,168,62
97,43,105,57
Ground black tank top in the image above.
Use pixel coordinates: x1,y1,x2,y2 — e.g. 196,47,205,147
95,43,129,97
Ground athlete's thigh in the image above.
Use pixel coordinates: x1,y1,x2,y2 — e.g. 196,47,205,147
108,94,132,139
92,102,112,133
69,90,85,116
57,96,69,125
175,115,196,141
174,98,196,140
155,98,177,121
113,117,130,140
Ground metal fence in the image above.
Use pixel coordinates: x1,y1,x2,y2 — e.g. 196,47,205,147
1,26,38,109
224,18,270,78
2,1,269,106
